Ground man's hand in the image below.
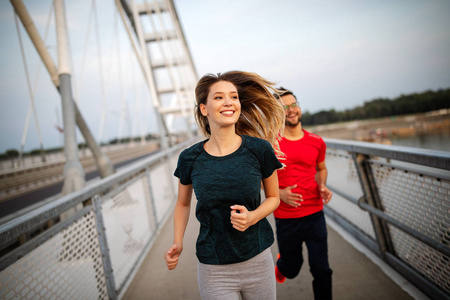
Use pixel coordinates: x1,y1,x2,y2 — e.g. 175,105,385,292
319,185,332,204
280,185,303,207
230,205,255,232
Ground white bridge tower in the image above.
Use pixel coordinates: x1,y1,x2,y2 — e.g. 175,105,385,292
116,0,198,147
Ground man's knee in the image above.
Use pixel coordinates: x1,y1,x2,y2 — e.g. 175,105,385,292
310,265,333,279
278,261,302,279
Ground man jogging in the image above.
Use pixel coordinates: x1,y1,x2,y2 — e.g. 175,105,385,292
274,87,333,300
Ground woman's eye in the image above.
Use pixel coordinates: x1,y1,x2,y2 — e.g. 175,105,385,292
214,96,222,100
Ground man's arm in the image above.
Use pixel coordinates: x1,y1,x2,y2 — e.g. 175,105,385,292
279,185,303,207
316,161,332,204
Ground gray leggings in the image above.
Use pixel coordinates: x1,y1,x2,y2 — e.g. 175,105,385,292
197,248,276,300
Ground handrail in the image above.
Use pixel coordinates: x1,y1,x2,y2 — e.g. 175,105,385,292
0,137,448,299
0,136,199,299
0,138,193,246
323,137,450,300
324,137,450,169
329,184,450,257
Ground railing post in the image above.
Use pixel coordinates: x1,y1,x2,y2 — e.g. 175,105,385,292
54,0,86,196
145,168,159,229
164,154,177,194
92,195,118,300
352,153,395,257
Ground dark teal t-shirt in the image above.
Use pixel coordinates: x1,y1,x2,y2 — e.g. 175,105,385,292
174,135,283,265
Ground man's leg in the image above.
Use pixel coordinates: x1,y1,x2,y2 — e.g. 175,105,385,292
275,218,305,279
305,211,333,300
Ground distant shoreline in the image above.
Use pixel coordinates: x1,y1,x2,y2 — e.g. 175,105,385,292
306,109,450,144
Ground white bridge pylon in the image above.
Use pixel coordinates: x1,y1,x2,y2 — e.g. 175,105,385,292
116,0,198,147
10,0,198,153
8,0,199,193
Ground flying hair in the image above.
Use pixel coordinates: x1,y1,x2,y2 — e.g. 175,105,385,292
194,71,285,156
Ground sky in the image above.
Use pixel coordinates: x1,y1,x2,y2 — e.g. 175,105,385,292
0,0,449,153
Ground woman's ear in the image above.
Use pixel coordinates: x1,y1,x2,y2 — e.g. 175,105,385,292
200,103,208,117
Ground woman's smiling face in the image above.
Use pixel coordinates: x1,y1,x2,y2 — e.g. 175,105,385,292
200,81,241,130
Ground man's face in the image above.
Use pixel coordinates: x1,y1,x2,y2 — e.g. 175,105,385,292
281,94,301,127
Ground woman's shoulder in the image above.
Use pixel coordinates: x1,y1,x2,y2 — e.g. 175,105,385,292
242,135,271,149
179,139,205,160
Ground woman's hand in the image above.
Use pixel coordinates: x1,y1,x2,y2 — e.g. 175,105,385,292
165,243,183,270
230,205,255,232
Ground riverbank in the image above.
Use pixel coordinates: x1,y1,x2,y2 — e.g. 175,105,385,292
305,109,450,145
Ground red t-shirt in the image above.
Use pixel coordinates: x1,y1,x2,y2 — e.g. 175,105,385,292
274,130,326,219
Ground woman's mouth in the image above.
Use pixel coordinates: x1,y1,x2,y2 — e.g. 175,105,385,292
221,110,235,117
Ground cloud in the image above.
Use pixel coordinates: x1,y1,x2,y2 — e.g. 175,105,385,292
1,0,450,153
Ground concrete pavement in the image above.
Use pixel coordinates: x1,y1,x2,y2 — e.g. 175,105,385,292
123,204,422,300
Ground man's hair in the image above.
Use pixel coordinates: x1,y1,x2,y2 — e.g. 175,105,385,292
274,87,297,100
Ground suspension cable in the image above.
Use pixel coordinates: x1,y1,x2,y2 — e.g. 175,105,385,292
114,11,126,142
98,8,119,143
14,12,45,162
93,0,108,145
15,2,54,162
75,0,95,104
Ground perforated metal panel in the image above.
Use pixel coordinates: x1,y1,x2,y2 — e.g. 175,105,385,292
3,137,447,298
150,161,176,223
0,140,194,300
326,149,376,239
102,174,158,290
371,161,450,293
0,211,108,299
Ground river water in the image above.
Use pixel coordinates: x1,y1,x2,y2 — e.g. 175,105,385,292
390,132,450,152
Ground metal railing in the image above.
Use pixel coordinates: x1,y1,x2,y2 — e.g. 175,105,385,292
323,138,450,300
0,141,159,203
0,138,196,299
1,137,449,299
0,141,158,173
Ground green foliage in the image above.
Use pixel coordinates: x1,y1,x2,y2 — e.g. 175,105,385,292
5,149,19,158
302,88,450,126
29,149,42,155
1,89,448,157
44,146,63,153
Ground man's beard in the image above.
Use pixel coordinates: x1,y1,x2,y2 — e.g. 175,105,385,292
285,116,301,127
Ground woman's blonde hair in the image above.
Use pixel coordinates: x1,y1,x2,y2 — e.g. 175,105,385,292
194,71,285,154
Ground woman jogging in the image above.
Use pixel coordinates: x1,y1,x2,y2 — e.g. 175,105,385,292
164,71,285,300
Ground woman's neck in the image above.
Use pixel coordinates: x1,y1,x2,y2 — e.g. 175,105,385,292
205,128,242,156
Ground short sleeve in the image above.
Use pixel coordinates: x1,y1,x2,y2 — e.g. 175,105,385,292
260,140,283,179
174,149,193,185
317,138,326,164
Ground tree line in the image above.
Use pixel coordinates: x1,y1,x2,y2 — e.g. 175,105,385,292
301,88,450,126
0,134,160,160
1,88,449,158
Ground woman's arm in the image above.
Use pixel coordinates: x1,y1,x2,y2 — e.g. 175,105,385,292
164,181,193,270
230,171,280,232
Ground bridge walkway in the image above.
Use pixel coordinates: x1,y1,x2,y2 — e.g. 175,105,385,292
122,202,426,300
